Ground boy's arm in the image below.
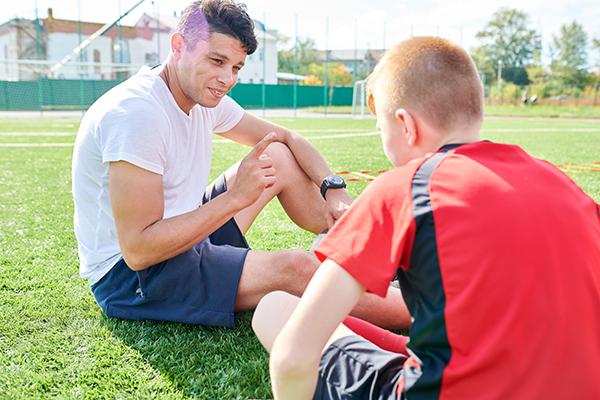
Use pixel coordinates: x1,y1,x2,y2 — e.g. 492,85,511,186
269,259,365,400
219,112,352,224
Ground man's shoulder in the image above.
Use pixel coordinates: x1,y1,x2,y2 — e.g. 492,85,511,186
91,70,164,114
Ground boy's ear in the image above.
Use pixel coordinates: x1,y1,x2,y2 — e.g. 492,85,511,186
395,109,418,147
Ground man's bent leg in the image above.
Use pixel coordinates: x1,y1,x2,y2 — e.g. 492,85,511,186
239,250,411,330
224,142,328,235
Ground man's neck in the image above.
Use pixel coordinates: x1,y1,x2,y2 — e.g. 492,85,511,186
157,63,195,115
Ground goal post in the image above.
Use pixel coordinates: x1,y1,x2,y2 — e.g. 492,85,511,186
352,79,367,119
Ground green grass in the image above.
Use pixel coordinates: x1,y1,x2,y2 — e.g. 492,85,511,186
1,116,599,398
304,104,600,119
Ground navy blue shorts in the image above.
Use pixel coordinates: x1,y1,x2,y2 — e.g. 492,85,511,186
91,174,250,328
314,335,407,400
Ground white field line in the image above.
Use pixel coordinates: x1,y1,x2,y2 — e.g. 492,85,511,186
0,143,74,147
0,132,377,147
0,131,76,137
0,128,366,137
2,127,600,148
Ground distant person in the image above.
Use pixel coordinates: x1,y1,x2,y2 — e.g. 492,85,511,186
253,36,600,399
71,0,409,329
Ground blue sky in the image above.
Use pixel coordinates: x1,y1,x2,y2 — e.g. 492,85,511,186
5,0,600,66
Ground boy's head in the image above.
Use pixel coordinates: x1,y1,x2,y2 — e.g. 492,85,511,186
367,36,483,166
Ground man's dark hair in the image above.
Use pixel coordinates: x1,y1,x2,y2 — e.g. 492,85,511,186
176,0,257,55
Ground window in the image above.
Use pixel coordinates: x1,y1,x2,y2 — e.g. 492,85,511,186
94,49,101,75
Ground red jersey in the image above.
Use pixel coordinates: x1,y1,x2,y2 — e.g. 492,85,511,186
315,142,600,399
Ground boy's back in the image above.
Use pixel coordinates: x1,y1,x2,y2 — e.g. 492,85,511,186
374,141,600,398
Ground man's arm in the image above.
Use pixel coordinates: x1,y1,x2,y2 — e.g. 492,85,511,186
109,133,277,270
269,259,365,400
219,112,352,223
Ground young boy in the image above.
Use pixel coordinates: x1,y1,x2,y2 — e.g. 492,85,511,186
252,36,600,399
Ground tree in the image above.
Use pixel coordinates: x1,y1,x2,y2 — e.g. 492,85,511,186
593,38,600,68
302,63,353,86
472,8,541,85
549,21,590,89
278,37,319,75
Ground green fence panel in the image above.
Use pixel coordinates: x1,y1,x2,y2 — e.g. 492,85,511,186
0,80,353,111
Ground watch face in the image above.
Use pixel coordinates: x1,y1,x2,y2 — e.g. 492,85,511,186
330,176,344,185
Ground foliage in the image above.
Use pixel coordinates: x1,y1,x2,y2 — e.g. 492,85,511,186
278,37,319,75
302,63,353,86
472,8,541,85
549,21,591,89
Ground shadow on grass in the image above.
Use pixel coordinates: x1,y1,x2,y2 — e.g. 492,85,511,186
101,312,271,399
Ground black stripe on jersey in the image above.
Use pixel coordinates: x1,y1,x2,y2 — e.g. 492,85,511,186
397,145,458,399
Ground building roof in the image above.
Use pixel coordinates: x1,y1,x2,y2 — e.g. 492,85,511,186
316,49,386,63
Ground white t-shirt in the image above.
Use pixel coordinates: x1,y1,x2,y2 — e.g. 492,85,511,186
72,68,244,285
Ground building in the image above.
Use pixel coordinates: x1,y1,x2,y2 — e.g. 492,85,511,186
316,48,386,79
0,8,171,81
0,8,278,84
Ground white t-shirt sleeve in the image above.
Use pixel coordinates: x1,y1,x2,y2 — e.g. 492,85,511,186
212,95,245,133
98,102,169,175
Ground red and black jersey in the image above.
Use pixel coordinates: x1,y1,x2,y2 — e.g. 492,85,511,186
315,141,600,399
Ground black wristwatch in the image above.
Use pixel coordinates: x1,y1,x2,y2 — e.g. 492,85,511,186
320,175,346,199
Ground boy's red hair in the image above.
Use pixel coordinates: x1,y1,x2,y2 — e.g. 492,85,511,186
367,37,483,131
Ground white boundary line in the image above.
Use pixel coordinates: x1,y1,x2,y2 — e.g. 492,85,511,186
2,127,600,148
0,143,74,147
2,126,600,138
0,132,76,137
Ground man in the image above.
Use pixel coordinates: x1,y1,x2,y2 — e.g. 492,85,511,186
72,0,410,329
253,37,600,399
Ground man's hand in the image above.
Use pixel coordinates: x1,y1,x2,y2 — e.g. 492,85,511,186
324,189,352,228
227,132,279,209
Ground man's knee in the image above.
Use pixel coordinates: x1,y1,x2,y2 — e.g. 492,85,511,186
265,250,318,295
265,142,298,173
280,250,318,280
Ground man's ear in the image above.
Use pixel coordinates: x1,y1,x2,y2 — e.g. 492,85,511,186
395,108,418,147
171,33,185,59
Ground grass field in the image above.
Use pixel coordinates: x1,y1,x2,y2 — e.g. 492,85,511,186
0,115,599,399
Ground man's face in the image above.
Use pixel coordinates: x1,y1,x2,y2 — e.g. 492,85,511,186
177,32,247,108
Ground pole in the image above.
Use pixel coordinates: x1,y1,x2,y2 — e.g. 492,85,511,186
78,0,85,111
497,60,503,104
34,0,43,113
261,12,266,118
383,20,386,50
293,14,298,118
323,16,329,117
353,18,357,81
118,0,123,68
156,0,161,61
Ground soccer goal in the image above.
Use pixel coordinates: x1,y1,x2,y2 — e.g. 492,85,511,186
351,79,367,119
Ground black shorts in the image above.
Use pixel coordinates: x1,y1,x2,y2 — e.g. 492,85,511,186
314,335,407,400
91,174,250,327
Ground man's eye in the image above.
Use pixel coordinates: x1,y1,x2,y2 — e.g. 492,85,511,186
212,58,223,65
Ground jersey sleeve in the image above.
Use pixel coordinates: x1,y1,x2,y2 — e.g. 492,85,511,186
212,95,245,133
314,170,416,297
98,101,169,175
